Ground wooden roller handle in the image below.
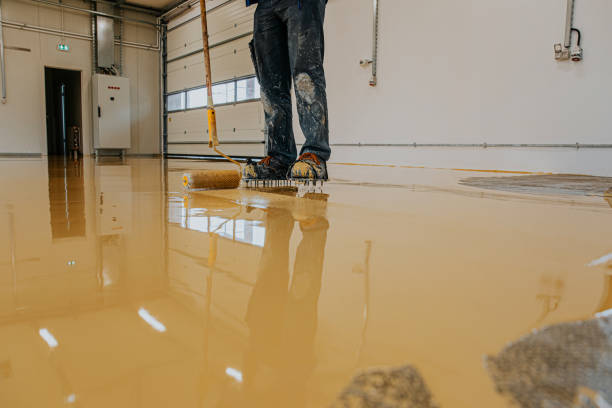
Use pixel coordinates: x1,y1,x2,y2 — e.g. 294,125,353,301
199,0,218,147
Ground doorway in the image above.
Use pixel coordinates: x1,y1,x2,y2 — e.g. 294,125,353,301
45,68,82,157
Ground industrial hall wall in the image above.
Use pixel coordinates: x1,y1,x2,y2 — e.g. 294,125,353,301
0,0,161,155
164,0,611,174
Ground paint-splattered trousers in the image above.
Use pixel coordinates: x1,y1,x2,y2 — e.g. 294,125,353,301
249,0,330,165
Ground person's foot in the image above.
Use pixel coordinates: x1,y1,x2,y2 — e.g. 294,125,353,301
243,156,290,180
289,153,328,181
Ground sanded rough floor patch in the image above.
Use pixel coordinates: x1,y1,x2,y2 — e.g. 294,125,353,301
486,316,612,408
331,366,439,408
460,174,612,197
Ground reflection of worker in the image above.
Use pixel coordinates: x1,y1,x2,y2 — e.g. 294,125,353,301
244,0,330,182
243,206,329,407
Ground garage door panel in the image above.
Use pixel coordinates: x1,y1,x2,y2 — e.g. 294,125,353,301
168,102,263,145
168,110,206,143
166,0,261,158
167,1,254,62
167,21,202,62
210,38,254,83
168,143,265,157
207,1,254,45
167,36,254,93
215,103,263,136
167,53,204,93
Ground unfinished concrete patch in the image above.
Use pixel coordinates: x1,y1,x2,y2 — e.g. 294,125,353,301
460,175,612,197
330,365,439,408
486,316,612,408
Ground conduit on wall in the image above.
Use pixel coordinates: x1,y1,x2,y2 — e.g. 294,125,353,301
555,0,582,61
360,0,380,86
0,0,162,103
28,0,162,28
0,19,161,50
564,0,575,49
370,0,379,86
0,0,7,103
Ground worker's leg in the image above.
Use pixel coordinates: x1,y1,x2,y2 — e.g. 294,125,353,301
250,1,297,167
244,208,294,381
285,0,330,164
279,214,329,403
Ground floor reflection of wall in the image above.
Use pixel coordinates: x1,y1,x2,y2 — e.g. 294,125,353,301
95,164,132,236
164,187,368,408
0,158,175,408
597,275,612,315
48,159,86,239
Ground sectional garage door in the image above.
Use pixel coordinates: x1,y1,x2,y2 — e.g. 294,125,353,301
164,0,265,157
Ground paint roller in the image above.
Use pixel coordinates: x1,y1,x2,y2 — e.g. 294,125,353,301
183,0,242,190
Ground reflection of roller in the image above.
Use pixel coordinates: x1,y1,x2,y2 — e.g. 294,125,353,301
605,189,612,209
182,193,242,213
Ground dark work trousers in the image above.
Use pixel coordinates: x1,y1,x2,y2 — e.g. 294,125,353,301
249,0,331,165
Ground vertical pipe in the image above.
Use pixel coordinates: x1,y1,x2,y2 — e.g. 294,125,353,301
369,0,379,87
161,22,168,156
564,0,575,49
0,0,7,103
91,1,98,74
118,7,124,75
60,83,67,156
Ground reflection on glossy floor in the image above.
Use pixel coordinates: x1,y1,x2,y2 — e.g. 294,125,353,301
1,157,611,408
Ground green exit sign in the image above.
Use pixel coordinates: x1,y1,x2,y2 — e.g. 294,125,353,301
57,44,70,52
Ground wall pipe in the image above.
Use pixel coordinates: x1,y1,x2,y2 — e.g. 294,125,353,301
1,19,161,50
0,0,7,103
369,0,379,86
91,1,97,73
25,0,162,28
161,23,168,155
162,0,235,22
564,0,575,49
88,0,162,17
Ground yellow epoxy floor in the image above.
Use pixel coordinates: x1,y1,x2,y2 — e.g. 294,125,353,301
0,157,611,407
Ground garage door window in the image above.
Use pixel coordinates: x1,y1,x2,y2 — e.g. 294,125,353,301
167,76,260,113
186,88,206,109
167,92,185,112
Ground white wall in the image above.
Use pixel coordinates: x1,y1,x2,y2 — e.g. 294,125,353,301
165,0,611,172
319,0,612,146
0,0,161,155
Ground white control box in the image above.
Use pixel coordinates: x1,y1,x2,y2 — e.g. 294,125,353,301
92,74,131,150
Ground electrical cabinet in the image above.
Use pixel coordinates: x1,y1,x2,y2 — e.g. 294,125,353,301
92,74,131,151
